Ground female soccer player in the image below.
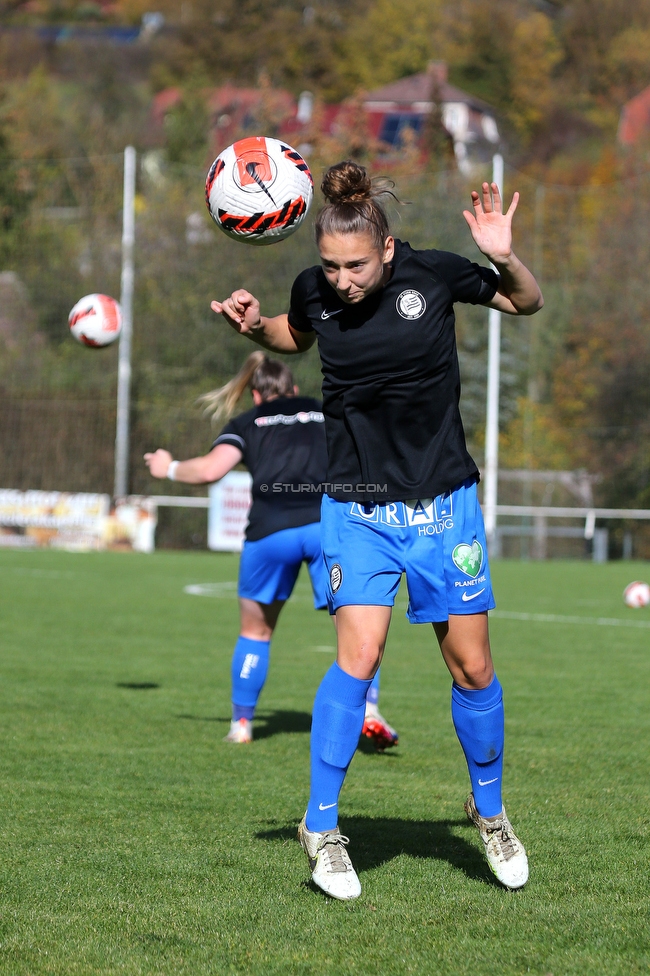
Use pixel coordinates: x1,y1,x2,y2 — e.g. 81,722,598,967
144,351,398,748
211,162,543,899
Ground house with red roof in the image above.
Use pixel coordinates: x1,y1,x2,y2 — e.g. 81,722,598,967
361,62,500,173
152,62,499,172
618,86,650,146
152,84,296,157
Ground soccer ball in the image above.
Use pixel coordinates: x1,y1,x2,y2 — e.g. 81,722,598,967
623,581,650,608
205,136,313,246
68,294,122,348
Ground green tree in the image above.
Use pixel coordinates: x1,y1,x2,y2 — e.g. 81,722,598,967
0,126,30,262
332,0,446,97
163,83,209,166
509,13,562,143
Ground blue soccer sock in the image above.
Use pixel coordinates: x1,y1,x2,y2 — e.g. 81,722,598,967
451,675,504,819
230,636,270,722
366,668,380,707
306,663,372,833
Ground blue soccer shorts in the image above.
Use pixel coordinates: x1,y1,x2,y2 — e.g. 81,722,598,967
238,521,327,609
320,477,495,623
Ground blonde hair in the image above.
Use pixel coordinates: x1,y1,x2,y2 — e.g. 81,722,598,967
315,160,396,251
199,351,295,424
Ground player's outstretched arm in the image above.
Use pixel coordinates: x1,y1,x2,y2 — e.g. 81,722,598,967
144,444,243,484
211,290,315,353
463,182,543,316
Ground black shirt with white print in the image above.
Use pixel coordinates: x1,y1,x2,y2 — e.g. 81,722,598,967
287,239,498,504
214,395,327,541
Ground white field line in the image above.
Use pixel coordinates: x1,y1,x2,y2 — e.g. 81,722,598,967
183,582,237,597
183,581,313,600
0,567,77,578
490,610,650,630
183,585,650,629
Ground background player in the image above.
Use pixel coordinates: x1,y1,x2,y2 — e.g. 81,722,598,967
144,351,398,748
211,162,543,899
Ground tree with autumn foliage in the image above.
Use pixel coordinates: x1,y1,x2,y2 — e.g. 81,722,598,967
2,0,650,504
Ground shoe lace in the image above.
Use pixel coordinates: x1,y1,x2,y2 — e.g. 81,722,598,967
318,833,351,873
486,819,516,861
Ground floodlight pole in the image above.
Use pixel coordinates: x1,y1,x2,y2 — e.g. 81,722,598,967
114,146,136,500
483,153,504,549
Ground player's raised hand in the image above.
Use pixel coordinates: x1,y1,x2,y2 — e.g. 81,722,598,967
211,289,262,336
462,183,519,265
144,448,173,479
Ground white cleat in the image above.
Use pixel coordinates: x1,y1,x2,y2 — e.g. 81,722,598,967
223,718,252,743
298,814,362,900
464,793,529,890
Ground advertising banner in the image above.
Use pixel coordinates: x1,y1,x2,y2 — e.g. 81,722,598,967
208,471,252,552
0,489,157,552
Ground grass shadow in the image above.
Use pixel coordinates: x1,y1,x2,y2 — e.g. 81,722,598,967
176,711,401,754
175,709,312,737
177,714,229,723
117,682,160,690
356,734,400,757
256,815,499,887
250,709,312,739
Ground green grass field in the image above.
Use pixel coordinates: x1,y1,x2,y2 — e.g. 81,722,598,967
0,549,649,975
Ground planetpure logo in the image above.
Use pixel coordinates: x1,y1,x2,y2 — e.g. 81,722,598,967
396,289,426,320
452,541,483,578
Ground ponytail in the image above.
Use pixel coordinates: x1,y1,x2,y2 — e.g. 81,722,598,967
199,351,295,424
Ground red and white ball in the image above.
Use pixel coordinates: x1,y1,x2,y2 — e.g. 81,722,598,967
623,581,650,608
68,294,122,348
205,136,313,246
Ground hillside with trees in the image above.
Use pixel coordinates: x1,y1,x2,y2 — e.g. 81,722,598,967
2,0,650,546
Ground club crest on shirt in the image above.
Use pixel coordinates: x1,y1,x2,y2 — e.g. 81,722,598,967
330,563,343,593
396,289,426,320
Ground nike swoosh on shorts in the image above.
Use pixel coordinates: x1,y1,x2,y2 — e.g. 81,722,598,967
321,309,343,319
461,588,486,602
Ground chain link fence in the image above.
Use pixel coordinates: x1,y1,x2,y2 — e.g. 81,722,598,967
2,150,648,551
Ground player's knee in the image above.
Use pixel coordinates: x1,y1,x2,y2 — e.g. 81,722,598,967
240,624,274,641
457,658,494,690
337,644,382,680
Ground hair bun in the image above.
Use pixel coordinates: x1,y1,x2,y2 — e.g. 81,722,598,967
321,161,372,204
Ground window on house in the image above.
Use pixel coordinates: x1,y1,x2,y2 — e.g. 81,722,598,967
378,113,423,147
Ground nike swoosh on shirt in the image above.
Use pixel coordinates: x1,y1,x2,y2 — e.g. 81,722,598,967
321,309,344,319
461,588,486,602
319,802,337,810
478,777,499,787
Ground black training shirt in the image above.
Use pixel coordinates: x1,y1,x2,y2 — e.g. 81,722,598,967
287,239,498,504
213,395,327,541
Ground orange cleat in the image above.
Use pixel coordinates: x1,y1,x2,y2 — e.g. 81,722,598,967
361,706,398,751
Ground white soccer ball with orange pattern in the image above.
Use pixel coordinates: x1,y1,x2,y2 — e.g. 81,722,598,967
623,581,650,608
205,136,313,245
68,294,122,348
